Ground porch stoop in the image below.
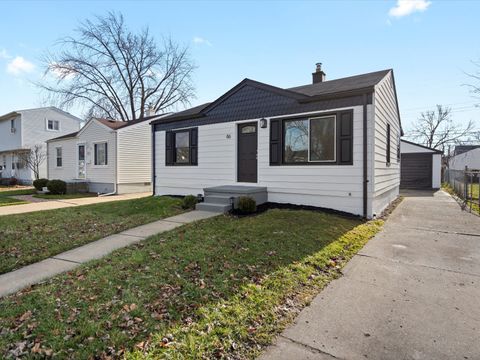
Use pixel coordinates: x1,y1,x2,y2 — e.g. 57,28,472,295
195,185,268,213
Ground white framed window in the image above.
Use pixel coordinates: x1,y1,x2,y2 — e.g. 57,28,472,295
10,119,16,133
284,115,336,163
56,147,63,167
94,142,108,166
47,120,60,131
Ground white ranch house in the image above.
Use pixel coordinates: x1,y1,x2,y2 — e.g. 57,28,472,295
47,115,164,194
151,66,403,218
0,107,82,183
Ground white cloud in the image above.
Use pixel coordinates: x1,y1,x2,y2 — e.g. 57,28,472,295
7,56,35,75
193,36,212,47
0,49,10,59
389,0,431,17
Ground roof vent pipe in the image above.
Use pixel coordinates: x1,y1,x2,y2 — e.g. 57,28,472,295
312,62,326,84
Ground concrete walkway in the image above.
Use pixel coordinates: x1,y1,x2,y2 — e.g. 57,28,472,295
260,190,480,360
0,192,151,216
0,210,217,297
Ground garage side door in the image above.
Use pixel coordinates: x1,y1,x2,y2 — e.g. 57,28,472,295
401,153,432,189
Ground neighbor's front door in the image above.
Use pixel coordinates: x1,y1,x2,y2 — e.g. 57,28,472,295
78,144,86,179
237,122,258,183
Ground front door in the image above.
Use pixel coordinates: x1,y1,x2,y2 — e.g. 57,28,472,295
77,144,86,179
237,122,258,183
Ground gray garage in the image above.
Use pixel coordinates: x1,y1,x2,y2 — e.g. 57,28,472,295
400,140,442,189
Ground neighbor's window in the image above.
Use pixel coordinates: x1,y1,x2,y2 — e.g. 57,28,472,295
284,116,336,163
175,131,190,164
10,119,15,132
94,142,108,166
386,123,391,164
48,120,60,131
56,147,63,167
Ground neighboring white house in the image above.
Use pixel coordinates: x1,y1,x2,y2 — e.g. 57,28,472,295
400,140,442,189
0,107,83,184
449,147,480,171
151,66,403,218
47,115,164,194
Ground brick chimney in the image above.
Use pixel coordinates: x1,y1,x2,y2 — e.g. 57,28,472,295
312,62,326,84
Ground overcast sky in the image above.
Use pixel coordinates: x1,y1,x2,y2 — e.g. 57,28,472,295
0,0,478,136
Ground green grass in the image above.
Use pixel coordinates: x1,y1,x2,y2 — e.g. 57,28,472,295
0,209,382,359
33,192,98,200
0,196,183,274
0,197,27,207
442,182,479,215
0,188,35,207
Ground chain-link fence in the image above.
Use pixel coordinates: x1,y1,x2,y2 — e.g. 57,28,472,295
444,167,480,214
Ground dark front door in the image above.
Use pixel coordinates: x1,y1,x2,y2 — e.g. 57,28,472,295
400,153,432,189
238,122,258,183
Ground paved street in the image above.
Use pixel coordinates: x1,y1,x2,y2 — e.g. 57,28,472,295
260,190,480,360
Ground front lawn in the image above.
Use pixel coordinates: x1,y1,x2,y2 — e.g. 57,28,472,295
0,197,28,207
0,196,183,274
0,188,35,207
0,209,382,359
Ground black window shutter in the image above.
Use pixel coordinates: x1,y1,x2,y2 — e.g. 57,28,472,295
270,119,282,165
386,123,391,163
94,144,98,165
190,128,198,165
338,111,353,165
165,131,174,166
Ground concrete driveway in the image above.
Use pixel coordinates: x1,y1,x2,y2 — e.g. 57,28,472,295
260,190,480,360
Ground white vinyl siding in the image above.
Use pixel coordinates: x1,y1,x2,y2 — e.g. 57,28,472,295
48,138,76,180
78,121,116,184
117,121,152,186
372,71,401,216
155,105,372,216
0,115,21,152
0,107,82,183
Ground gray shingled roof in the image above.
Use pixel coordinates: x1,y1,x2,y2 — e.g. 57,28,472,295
47,131,79,142
288,69,391,96
153,69,391,124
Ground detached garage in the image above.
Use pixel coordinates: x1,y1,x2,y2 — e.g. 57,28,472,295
400,140,442,189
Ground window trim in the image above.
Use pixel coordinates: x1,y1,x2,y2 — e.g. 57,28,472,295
46,119,60,132
174,130,191,165
282,114,338,165
93,142,108,167
166,127,198,166
55,146,63,168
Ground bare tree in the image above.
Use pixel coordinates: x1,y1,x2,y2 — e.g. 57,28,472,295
39,12,195,121
16,145,47,180
409,105,475,152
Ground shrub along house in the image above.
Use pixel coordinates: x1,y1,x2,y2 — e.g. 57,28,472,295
47,115,166,194
151,65,402,218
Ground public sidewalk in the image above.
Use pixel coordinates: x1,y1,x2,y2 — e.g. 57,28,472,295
0,192,151,216
0,210,218,298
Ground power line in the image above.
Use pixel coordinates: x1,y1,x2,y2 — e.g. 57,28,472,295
400,101,480,112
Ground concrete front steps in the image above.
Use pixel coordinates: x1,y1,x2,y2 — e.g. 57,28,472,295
195,185,268,213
